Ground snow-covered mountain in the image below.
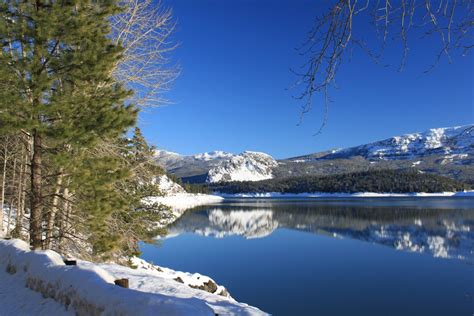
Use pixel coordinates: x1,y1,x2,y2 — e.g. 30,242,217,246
154,125,473,184
207,151,278,183
316,125,473,160
154,150,232,179
154,150,278,183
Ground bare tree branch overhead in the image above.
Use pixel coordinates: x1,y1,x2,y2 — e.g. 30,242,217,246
112,0,180,108
293,0,473,134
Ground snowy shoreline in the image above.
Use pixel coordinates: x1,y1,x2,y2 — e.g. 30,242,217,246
144,193,224,226
0,239,267,315
216,190,474,199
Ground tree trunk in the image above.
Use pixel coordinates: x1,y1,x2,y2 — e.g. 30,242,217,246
0,141,8,236
14,149,28,239
58,186,70,252
45,172,63,249
12,154,24,236
30,130,42,250
6,158,17,236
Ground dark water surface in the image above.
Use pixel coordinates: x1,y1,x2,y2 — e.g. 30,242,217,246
140,197,474,316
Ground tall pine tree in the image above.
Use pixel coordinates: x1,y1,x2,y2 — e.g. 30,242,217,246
0,0,137,249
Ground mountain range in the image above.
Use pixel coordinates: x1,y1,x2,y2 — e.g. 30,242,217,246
154,125,474,184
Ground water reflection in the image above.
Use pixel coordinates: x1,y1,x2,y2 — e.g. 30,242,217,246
168,200,474,261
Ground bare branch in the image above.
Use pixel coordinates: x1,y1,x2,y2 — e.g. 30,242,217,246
293,0,473,133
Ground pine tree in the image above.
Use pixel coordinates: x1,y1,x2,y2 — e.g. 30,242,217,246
0,0,137,249
90,130,167,258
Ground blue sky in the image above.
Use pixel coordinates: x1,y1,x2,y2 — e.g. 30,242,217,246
138,0,473,159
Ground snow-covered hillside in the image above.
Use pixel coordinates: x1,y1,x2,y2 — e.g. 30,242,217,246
0,239,267,315
207,151,278,183
155,174,186,194
148,175,223,225
154,150,279,183
324,125,473,160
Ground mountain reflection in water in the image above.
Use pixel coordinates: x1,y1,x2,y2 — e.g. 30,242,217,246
167,199,474,261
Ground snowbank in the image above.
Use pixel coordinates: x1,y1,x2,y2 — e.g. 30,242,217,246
144,193,224,223
0,239,267,316
145,174,224,226
217,190,474,198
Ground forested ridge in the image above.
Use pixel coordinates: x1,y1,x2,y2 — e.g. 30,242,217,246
211,170,471,194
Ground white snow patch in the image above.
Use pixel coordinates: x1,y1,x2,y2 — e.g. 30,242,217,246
440,153,469,164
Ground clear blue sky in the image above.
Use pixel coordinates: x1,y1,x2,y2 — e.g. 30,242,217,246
137,0,473,159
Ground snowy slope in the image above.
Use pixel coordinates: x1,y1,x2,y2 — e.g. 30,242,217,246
146,174,224,225
207,151,278,183
319,125,473,160
0,239,267,316
154,150,279,183
155,174,186,194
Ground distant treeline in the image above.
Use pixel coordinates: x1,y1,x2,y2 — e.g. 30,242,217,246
209,170,471,194
168,174,210,194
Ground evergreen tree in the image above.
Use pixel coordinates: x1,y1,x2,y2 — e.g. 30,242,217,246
0,0,137,249
93,130,167,258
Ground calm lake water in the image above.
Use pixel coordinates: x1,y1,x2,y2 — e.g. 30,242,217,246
140,198,474,316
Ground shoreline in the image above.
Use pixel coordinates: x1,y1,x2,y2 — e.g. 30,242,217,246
143,193,224,226
216,190,474,199
0,239,268,315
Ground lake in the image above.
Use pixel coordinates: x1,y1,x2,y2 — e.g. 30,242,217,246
140,197,474,315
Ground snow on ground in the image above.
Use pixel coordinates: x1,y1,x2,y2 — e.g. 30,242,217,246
0,265,74,316
155,174,187,194
144,193,223,223
217,191,474,198
145,174,224,226
0,239,267,316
